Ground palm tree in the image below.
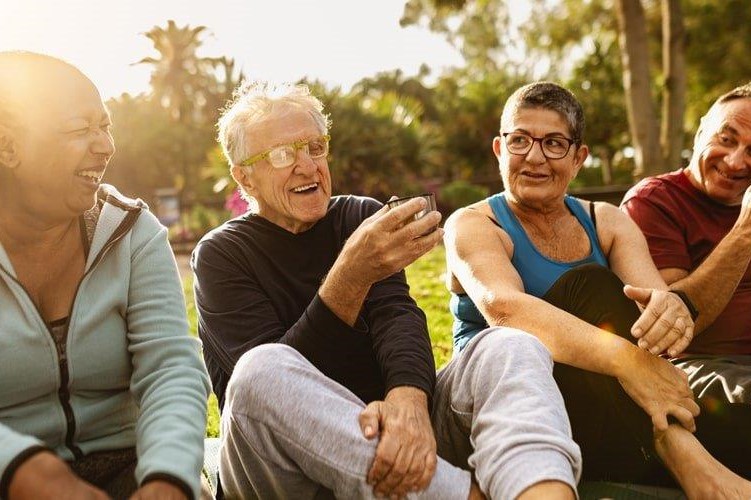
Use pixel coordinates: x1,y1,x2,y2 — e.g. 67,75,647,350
137,20,221,123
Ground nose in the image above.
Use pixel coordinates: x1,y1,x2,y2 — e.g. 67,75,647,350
724,146,748,170
91,128,115,158
525,139,547,163
293,148,319,173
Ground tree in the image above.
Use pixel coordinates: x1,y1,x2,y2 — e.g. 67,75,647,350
137,20,228,204
405,0,687,177
137,20,221,122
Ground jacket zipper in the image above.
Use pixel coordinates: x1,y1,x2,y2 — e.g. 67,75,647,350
0,209,141,459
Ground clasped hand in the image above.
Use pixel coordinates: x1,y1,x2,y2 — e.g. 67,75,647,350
358,386,437,498
618,348,700,433
624,285,695,357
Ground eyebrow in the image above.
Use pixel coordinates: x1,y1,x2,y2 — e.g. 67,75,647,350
718,124,738,136
512,128,569,137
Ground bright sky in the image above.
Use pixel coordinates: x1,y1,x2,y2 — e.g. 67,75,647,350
1,0,467,100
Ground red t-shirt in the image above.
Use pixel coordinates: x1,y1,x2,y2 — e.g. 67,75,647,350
621,169,751,355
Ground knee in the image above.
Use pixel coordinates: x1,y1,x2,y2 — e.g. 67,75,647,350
470,327,552,368
225,344,301,412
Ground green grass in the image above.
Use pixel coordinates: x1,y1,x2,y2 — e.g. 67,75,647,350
184,245,454,437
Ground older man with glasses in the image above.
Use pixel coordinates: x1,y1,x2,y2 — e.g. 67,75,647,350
191,81,582,499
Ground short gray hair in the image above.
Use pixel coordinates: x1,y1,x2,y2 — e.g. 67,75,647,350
217,81,331,167
500,81,585,144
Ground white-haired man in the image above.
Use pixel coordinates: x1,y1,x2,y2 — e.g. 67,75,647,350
192,82,581,499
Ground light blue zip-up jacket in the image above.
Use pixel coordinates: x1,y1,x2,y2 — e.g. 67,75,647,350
0,185,210,498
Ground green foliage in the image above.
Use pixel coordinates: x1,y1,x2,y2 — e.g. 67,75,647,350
179,203,230,241
439,180,489,212
405,246,454,368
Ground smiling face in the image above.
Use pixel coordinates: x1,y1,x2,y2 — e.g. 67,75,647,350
3,65,115,222
685,98,751,206
494,107,588,210
231,105,332,233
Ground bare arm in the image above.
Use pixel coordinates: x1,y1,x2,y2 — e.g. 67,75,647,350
596,202,695,356
444,206,697,431
660,186,751,333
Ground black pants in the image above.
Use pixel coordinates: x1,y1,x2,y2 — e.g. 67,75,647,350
69,447,138,499
544,264,751,484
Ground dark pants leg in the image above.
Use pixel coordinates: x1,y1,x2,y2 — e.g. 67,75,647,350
69,448,138,499
544,264,751,482
543,264,669,484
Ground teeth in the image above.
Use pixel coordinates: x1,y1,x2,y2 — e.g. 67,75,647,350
293,183,317,193
77,170,101,182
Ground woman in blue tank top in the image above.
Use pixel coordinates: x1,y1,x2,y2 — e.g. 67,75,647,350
443,82,751,494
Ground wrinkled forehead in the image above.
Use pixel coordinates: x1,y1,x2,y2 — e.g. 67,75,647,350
501,104,571,135
247,104,321,149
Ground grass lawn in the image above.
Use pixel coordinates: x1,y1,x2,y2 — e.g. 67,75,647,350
184,245,455,438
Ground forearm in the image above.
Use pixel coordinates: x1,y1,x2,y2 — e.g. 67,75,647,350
483,293,638,378
319,254,371,326
668,223,751,332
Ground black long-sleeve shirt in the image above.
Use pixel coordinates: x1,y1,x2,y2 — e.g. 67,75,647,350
192,195,436,409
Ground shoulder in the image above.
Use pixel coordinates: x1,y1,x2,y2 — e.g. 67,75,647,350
328,195,383,232
445,199,493,231
192,217,250,270
622,170,684,206
330,194,382,216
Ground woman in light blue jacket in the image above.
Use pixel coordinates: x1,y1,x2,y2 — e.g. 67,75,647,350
0,52,210,499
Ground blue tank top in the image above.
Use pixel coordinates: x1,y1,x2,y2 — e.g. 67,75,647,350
450,193,608,352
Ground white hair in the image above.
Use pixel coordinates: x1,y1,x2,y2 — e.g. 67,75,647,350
217,81,331,167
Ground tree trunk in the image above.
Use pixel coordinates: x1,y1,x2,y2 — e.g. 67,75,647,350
660,0,686,171
598,147,614,185
615,0,662,178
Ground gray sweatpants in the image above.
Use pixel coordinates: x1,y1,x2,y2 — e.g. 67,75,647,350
673,354,751,403
219,327,581,499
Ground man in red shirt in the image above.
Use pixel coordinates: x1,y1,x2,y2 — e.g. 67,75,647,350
622,83,751,405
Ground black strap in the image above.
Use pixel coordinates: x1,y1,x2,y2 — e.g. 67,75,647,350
589,201,597,229
670,289,699,321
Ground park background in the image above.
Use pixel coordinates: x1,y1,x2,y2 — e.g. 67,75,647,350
5,0,750,436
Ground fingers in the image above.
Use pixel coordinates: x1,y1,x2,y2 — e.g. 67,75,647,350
359,403,382,440
668,404,697,433
623,284,652,306
415,451,437,492
641,316,684,355
632,291,693,354
666,323,694,357
367,432,400,487
374,444,418,497
651,411,669,433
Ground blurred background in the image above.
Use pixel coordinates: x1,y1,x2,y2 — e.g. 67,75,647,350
4,0,749,244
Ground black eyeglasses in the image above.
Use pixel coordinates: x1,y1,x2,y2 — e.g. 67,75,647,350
502,132,577,160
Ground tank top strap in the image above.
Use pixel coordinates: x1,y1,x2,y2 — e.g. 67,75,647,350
563,195,608,266
487,192,541,259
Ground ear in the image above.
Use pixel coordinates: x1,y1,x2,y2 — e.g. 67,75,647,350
572,143,589,177
492,136,503,158
231,165,256,196
0,129,20,169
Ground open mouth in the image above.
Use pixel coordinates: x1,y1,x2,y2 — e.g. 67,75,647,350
521,171,549,180
291,182,319,194
76,169,104,184
714,166,748,182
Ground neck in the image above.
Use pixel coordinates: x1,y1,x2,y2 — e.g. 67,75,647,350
506,193,569,220
0,204,79,252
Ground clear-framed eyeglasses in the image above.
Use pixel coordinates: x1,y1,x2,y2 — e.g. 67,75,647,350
501,132,577,160
241,134,330,169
